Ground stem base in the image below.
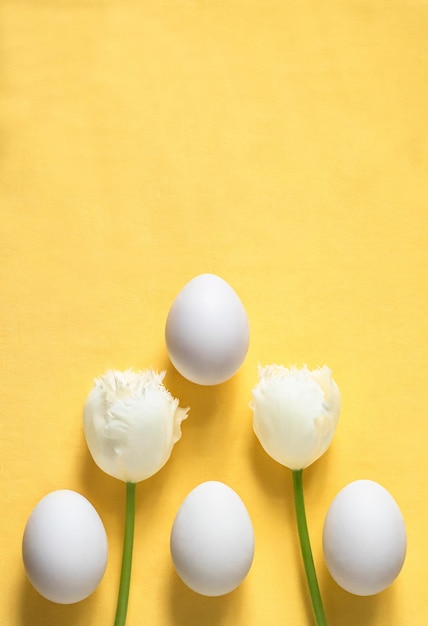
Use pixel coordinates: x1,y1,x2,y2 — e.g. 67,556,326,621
114,482,136,626
292,469,327,626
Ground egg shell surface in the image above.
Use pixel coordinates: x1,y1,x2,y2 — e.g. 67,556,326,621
165,273,250,385
322,479,406,596
170,481,255,596
22,489,108,604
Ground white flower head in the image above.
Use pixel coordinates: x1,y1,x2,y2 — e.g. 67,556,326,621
83,369,189,482
251,364,341,470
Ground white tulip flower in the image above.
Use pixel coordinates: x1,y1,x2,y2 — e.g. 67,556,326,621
83,368,189,483
250,363,341,626
83,368,188,626
251,364,341,470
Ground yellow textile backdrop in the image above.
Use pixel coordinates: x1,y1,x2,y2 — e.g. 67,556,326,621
1,2,427,625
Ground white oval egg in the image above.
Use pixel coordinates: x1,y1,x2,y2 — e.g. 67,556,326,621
22,489,108,604
322,480,406,596
170,481,255,596
165,273,250,385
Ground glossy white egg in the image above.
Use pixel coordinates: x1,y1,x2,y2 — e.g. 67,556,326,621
322,480,406,595
22,489,108,604
170,481,255,596
165,273,250,385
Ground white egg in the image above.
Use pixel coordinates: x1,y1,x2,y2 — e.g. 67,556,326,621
165,273,250,385
170,481,255,596
22,489,108,604
322,480,406,596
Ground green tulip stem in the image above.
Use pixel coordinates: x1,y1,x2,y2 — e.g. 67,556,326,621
292,469,328,626
114,482,136,626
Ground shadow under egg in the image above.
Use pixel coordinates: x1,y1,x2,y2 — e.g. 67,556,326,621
167,566,243,626
320,566,383,626
18,575,95,626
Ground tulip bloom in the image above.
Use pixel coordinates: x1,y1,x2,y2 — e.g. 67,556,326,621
251,364,341,470
83,368,188,483
251,364,341,626
83,368,188,626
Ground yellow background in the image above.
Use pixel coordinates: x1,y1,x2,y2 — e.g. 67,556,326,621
1,1,427,625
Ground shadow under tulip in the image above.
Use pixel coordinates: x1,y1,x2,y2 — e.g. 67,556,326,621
248,431,292,512
79,435,123,515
